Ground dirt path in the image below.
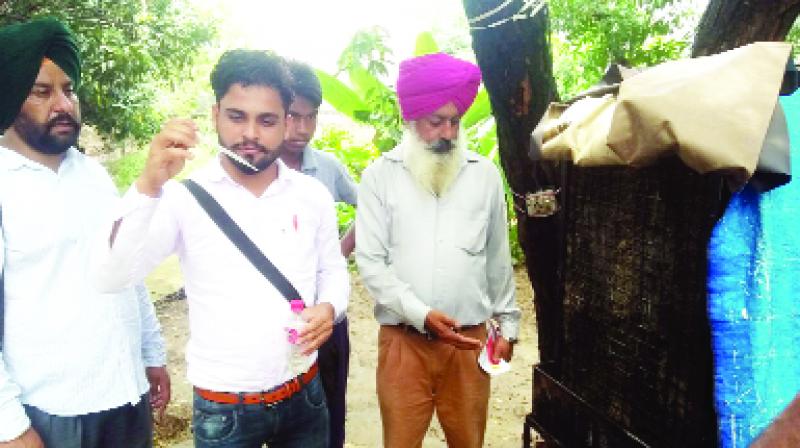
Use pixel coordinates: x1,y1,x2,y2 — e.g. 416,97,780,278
146,257,538,447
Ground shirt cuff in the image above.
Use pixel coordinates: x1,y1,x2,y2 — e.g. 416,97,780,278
498,318,520,341
0,401,30,442
117,183,162,218
332,307,347,325
405,293,432,333
142,351,167,368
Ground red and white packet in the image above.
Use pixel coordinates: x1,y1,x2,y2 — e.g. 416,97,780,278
478,323,511,376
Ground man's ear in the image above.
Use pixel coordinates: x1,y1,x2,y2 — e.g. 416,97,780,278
283,113,291,140
211,103,219,128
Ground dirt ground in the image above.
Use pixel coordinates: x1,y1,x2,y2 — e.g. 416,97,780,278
146,257,539,447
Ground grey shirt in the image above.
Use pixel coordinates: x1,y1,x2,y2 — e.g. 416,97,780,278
300,146,357,206
355,144,520,339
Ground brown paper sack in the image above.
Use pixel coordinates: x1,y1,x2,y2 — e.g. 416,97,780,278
607,42,791,187
532,95,624,166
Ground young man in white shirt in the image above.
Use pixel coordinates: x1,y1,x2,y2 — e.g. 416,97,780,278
97,49,349,448
280,60,357,448
0,18,169,448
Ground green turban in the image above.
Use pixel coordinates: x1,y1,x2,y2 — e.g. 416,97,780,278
0,17,81,131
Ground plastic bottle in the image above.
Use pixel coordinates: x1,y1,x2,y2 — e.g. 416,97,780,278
285,299,312,377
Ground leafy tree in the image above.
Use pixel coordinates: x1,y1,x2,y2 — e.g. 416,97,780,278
550,0,696,96
326,27,404,151
0,0,216,142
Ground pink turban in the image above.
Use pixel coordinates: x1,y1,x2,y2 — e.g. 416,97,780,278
396,53,482,121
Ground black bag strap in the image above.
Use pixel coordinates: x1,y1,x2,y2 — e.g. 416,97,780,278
181,179,301,302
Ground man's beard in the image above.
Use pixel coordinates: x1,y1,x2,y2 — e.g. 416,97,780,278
219,136,281,175
402,126,465,197
12,111,80,155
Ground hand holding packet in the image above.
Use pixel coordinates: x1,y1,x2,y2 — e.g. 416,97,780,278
478,323,511,376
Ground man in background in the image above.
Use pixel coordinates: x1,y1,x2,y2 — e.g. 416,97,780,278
280,60,357,448
355,52,520,448
0,17,169,448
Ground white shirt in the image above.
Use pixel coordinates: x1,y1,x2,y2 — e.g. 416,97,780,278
96,158,349,393
355,145,520,339
0,146,166,442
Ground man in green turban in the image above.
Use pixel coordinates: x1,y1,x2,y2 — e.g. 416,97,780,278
0,18,170,447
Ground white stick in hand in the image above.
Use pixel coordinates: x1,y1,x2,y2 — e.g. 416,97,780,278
218,146,259,172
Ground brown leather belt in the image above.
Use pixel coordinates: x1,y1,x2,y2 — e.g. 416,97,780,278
194,363,318,405
395,323,482,340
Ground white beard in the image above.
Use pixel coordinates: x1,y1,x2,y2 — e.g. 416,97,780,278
401,125,466,197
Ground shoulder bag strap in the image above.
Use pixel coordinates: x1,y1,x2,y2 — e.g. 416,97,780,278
181,179,301,302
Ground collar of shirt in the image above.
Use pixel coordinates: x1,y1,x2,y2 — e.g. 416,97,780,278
0,146,79,175
299,145,319,175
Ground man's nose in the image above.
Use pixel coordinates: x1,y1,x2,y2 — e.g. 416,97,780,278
296,118,310,134
243,120,258,140
52,88,75,114
441,120,458,141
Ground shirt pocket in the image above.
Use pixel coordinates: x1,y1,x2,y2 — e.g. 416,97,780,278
454,210,489,255
3,199,64,262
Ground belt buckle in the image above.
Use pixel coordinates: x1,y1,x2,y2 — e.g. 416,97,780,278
254,392,265,404
262,392,277,408
401,323,434,340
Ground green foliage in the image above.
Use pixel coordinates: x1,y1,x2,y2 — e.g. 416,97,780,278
312,126,378,232
788,20,800,58
314,127,379,182
315,70,370,122
336,203,356,236
549,0,694,97
461,88,491,129
0,0,216,143
506,209,525,266
107,147,148,192
414,32,440,56
331,28,404,151
336,26,393,79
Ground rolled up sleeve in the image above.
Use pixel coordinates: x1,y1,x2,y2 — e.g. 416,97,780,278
486,170,520,340
136,283,167,367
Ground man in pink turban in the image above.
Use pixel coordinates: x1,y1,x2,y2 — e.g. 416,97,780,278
355,53,520,448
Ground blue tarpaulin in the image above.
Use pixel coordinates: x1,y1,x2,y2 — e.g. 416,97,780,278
708,91,800,447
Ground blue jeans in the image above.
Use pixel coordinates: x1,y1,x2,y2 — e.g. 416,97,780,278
24,393,152,448
192,374,329,448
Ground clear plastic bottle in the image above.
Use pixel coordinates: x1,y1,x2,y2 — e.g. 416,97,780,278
285,299,312,377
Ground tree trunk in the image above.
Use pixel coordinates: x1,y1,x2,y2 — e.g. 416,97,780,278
692,0,800,56
462,0,563,363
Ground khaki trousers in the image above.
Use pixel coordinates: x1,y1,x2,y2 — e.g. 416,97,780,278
377,324,490,448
